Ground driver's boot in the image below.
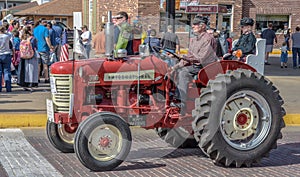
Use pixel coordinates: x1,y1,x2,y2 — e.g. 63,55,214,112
170,102,186,116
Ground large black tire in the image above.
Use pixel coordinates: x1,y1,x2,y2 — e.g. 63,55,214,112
192,69,285,167
156,127,198,148
74,112,132,171
46,121,75,153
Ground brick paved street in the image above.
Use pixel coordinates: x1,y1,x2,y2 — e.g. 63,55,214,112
0,126,297,177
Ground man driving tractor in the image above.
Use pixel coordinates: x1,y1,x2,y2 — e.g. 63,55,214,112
169,16,218,115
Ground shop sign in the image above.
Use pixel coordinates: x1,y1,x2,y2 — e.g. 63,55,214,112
185,5,228,14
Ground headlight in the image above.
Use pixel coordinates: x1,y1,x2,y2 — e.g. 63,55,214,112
78,66,84,77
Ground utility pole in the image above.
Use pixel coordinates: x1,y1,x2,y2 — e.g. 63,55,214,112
165,0,175,32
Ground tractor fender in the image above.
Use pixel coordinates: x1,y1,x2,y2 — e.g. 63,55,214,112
82,111,127,124
196,60,256,87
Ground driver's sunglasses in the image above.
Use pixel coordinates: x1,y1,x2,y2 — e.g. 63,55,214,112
116,17,123,19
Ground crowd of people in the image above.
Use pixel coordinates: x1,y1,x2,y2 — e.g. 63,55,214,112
0,18,64,92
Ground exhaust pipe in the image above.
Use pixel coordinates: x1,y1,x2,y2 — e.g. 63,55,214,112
105,11,114,58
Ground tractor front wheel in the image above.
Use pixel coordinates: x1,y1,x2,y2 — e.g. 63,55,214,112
74,112,132,171
46,121,76,153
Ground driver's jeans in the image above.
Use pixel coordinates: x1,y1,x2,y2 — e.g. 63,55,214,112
162,49,176,66
176,65,202,104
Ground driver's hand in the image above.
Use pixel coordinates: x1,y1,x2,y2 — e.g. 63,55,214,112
168,66,176,75
166,52,174,58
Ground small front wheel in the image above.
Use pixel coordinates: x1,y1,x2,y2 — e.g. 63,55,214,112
46,121,76,153
74,112,132,171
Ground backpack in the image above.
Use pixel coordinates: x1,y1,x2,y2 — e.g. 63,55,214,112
20,37,34,59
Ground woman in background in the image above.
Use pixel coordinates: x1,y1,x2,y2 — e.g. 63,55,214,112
18,26,38,91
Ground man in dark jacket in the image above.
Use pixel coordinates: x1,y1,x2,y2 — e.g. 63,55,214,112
231,17,256,62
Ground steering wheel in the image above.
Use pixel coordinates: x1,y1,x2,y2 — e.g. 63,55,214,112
152,46,182,61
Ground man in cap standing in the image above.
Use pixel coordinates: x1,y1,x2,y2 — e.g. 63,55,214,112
170,16,217,115
113,11,133,55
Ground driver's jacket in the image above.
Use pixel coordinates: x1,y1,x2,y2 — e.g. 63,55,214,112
183,32,217,67
232,32,256,55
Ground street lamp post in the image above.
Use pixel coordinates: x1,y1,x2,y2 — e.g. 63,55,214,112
165,0,175,33
5,0,8,16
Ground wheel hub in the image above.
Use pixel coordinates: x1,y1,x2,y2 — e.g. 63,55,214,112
237,113,248,125
99,136,111,148
235,110,252,130
88,124,123,161
222,97,259,142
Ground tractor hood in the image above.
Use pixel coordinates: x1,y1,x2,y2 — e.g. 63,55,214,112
50,56,168,84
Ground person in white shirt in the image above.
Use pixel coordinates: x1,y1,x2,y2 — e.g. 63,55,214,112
80,25,92,58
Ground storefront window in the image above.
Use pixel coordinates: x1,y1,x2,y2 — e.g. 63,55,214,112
256,15,289,34
159,12,191,33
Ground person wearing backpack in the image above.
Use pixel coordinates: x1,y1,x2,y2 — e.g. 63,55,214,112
17,26,38,91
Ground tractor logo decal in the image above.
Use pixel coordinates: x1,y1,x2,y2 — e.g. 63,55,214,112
104,70,155,81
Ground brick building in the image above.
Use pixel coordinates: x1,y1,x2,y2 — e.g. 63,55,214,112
83,0,300,49
81,0,160,35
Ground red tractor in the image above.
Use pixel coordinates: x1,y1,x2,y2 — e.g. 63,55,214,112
46,12,285,171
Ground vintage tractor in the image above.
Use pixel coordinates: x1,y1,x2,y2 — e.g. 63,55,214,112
46,12,285,171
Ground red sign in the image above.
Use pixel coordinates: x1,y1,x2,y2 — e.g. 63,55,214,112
185,5,228,14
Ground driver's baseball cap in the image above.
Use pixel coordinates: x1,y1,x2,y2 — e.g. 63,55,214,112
192,16,209,25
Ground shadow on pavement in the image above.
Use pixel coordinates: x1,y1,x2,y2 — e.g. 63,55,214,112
0,100,32,104
258,142,300,167
0,109,46,113
128,147,206,161
113,161,166,172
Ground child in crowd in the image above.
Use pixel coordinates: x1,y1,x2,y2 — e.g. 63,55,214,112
280,41,288,68
12,30,21,83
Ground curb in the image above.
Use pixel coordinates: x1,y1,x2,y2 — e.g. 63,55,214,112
283,114,300,126
0,114,299,127
0,114,47,128
180,49,290,55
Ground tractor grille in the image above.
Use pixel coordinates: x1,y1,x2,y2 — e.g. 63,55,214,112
51,74,72,113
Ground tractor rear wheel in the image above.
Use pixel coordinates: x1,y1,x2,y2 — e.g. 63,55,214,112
192,69,285,167
156,127,198,148
74,112,132,171
46,121,75,153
